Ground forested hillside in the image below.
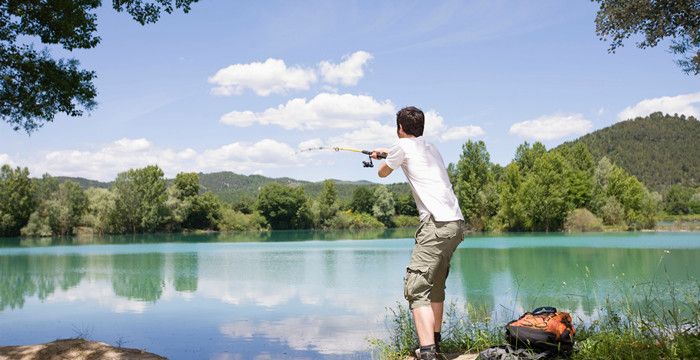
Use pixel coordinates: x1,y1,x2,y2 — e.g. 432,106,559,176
557,112,699,189
56,172,410,205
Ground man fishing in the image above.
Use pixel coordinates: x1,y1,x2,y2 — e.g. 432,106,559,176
371,106,465,360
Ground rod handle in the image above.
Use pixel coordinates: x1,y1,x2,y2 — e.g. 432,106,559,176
362,150,387,159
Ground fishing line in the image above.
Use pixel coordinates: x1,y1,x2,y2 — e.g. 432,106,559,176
298,146,387,167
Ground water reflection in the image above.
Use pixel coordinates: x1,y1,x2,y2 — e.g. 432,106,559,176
0,233,698,359
0,228,416,248
0,254,85,310
112,253,165,302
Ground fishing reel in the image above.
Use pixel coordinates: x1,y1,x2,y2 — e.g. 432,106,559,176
360,151,387,168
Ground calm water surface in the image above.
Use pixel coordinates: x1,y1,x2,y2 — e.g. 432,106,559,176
0,230,698,359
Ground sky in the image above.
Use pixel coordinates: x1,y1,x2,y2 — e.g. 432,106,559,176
1,0,698,183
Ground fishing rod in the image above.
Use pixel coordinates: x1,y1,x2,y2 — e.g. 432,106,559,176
300,146,387,168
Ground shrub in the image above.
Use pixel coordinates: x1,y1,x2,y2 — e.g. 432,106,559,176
600,197,625,226
391,214,420,228
564,208,603,232
325,210,385,230
218,208,268,231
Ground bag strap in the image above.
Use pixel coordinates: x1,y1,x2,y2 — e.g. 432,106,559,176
531,306,557,315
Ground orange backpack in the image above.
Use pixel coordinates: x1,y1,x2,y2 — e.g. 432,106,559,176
505,307,576,353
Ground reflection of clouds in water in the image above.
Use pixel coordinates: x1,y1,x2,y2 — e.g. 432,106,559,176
45,281,148,314
198,279,297,307
220,315,371,355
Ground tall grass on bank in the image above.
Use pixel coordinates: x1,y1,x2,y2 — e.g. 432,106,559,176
368,302,501,360
369,281,699,359
572,280,699,360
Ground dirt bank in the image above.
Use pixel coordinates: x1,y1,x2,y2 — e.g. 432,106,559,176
0,338,166,360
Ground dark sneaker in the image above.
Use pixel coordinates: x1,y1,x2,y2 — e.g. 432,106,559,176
416,345,440,360
414,344,441,358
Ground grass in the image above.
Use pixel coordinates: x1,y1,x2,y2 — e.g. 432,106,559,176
369,279,699,360
368,302,501,360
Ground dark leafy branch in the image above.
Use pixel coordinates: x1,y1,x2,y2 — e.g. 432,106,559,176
593,0,700,75
0,0,198,133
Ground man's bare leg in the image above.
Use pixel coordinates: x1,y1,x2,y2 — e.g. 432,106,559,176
432,302,444,332
412,306,435,346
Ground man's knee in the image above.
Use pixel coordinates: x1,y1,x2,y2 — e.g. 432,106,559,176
404,265,433,310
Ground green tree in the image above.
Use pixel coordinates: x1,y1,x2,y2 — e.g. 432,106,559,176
372,185,395,226
593,0,700,74
317,180,339,225
0,165,36,236
690,192,700,214
173,172,200,199
256,183,312,230
394,193,418,216
453,140,494,230
514,141,547,176
663,185,695,215
183,192,222,230
43,181,88,236
592,157,658,229
350,186,374,214
111,165,168,233
1,0,199,133
600,197,625,226
496,163,525,231
33,174,59,200
556,142,595,209
518,152,572,231
82,187,116,234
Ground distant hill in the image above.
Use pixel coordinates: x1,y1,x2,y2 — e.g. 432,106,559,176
198,171,408,203
54,176,111,189
557,112,699,190
55,171,410,204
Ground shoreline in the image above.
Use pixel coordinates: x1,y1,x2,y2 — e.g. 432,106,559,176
2,223,699,241
0,338,165,360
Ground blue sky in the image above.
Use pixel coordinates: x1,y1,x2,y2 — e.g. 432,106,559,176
1,0,698,182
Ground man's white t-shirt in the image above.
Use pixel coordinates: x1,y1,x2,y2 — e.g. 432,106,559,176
384,137,464,222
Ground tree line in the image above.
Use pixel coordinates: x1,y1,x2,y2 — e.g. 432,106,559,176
448,141,670,232
0,164,418,237
1,141,697,237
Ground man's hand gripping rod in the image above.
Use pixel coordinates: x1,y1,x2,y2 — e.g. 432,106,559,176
333,147,387,168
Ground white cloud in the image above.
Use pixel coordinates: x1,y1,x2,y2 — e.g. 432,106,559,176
617,92,700,121
208,51,374,97
319,51,373,86
311,110,484,150
24,138,300,181
509,113,592,141
327,121,397,149
441,125,486,141
220,93,395,130
208,58,317,96
422,110,485,142
0,153,14,167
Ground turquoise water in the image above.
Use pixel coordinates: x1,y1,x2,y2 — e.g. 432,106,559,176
0,231,698,359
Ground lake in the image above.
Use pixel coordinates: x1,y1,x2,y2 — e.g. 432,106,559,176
0,230,698,359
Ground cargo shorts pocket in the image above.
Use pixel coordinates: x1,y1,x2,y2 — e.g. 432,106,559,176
403,265,431,302
434,221,459,239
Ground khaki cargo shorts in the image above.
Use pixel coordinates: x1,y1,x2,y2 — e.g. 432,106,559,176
404,216,465,309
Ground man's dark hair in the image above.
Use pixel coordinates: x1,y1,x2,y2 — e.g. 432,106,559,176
396,106,424,137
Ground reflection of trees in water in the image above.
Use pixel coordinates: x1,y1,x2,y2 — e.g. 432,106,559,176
174,252,198,292
0,254,86,310
111,253,165,302
454,247,699,318
216,228,415,243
